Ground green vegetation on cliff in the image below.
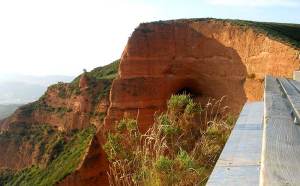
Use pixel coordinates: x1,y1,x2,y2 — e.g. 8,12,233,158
153,18,300,49
0,126,96,186
86,59,120,80
17,60,120,117
227,19,300,49
180,18,300,49
0,60,119,185
104,94,235,185
70,59,119,93
19,101,71,117
0,124,64,164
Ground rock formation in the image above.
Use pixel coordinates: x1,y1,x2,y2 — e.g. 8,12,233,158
57,135,109,186
104,19,300,131
63,19,300,186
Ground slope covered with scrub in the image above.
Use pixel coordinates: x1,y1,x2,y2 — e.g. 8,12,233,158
0,127,95,186
104,94,235,185
0,60,119,185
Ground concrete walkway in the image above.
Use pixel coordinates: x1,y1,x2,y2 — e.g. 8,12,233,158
261,76,300,186
206,102,264,186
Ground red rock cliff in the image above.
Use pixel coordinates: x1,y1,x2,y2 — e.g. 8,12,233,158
104,19,300,131
61,19,300,186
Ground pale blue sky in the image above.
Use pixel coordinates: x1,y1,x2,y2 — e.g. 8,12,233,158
0,0,299,77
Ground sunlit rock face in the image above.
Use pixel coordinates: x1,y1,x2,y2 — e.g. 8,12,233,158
104,19,300,131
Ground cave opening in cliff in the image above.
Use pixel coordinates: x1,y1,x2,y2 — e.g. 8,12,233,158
176,87,201,99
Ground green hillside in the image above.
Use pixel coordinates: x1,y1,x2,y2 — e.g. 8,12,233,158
0,126,95,186
227,19,300,49
0,60,120,185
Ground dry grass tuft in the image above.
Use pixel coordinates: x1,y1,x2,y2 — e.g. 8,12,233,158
104,94,235,186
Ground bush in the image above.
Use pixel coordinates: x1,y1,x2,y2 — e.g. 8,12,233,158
155,156,174,173
176,149,195,169
103,133,125,161
105,95,235,186
185,101,202,115
121,118,138,133
167,94,193,113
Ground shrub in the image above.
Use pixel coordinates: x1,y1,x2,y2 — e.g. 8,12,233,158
158,114,180,136
167,94,192,113
103,133,124,161
176,149,195,169
185,101,202,115
155,156,174,173
105,95,235,186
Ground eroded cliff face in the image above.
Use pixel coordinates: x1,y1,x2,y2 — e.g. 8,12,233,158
0,78,110,171
0,76,109,132
57,135,109,186
104,19,300,131
0,61,118,173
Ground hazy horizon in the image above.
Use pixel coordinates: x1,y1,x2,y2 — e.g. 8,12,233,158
1,0,299,78
0,74,74,104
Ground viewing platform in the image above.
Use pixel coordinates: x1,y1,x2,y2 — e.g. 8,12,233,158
207,75,300,186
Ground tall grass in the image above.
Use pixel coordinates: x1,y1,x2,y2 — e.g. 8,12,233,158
104,94,235,186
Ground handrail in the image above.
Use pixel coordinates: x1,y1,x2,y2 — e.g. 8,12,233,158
277,78,300,124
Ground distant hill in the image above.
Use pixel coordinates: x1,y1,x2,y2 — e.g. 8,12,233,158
0,104,22,120
0,75,74,104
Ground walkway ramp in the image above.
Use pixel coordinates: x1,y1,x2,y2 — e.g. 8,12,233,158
206,102,264,186
207,75,300,186
261,76,300,185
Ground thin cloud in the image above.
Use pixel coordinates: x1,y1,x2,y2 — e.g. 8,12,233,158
207,0,300,7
